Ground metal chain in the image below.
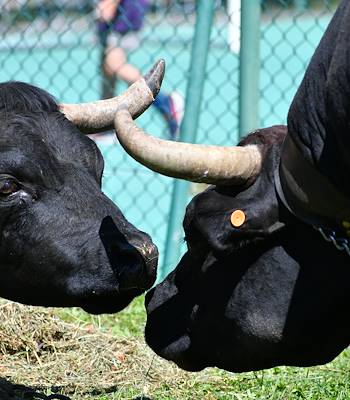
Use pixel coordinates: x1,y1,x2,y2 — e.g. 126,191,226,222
314,227,350,257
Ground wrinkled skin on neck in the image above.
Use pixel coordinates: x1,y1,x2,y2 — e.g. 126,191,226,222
145,126,350,372
0,82,158,313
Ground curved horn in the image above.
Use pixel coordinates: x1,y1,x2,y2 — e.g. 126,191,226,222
114,107,262,185
60,59,165,134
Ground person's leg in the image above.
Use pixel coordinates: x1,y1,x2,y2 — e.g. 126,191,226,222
102,44,183,139
103,46,141,84
100,47,116,99
153,91,184,139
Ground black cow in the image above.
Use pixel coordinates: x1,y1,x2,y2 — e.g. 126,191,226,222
113,1,350,372
0,62,165,314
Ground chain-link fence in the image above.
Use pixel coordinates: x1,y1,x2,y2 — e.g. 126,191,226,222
0,0,340,277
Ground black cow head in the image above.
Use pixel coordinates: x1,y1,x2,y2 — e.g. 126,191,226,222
113,2,350,372
0,61,165,314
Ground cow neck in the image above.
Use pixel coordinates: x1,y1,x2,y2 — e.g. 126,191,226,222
275,134,350,235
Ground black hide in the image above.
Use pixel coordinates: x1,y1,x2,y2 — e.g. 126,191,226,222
0,81,158,314
145,0,350,372
288,0,350,196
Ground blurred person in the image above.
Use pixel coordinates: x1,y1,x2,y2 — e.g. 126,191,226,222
96,0,183,139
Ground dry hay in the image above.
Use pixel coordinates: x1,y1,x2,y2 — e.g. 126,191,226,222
0,300,213,399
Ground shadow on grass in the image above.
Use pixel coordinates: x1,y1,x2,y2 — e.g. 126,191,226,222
0,378,71,400
133,397,152,400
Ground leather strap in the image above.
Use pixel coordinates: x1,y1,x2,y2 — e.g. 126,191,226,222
275,135,350,230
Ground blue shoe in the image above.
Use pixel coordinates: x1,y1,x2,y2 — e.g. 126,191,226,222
153,91,184,139
167,91,184,139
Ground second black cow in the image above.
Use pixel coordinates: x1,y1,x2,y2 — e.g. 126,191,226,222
114,1,350,372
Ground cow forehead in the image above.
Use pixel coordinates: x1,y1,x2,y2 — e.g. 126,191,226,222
0,112,103,178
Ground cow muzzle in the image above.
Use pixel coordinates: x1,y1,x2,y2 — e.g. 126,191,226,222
132,242,158,289
111,244,157,292
99,216,158,291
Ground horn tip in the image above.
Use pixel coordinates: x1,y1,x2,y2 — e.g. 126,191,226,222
144,59,165,99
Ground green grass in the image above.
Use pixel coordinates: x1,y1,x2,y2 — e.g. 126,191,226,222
55,297,350,400
58,295,146,338
1,296,350,400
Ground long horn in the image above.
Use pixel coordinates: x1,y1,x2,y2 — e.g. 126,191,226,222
114,107,262,185
60,59,165,134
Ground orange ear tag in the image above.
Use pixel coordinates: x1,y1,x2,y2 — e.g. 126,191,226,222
230,210,246,227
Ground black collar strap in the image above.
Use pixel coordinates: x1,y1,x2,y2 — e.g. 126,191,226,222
275,134,350,232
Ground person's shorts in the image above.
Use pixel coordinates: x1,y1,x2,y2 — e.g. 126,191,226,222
106,31,141,51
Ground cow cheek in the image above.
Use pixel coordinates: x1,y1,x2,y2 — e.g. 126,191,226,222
161,334,191,361
145,268,198,358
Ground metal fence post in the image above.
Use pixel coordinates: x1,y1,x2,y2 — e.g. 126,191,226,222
239,1,261,138
160,0,216,280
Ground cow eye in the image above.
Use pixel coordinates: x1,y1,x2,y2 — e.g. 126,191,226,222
0,178,19,196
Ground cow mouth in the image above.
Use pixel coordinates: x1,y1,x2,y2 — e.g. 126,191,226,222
145,301,209,372
98,215,158,293
145,312,208,371
144,285,206,371
81,288,143,315
79,243,157,315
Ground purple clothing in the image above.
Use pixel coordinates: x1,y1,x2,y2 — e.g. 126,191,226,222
98,0,150,36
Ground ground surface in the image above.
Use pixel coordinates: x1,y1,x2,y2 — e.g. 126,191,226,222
0,297,349,400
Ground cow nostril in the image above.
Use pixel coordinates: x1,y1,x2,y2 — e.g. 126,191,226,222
109,248,144,276
118,250,143,272
110,248,151,291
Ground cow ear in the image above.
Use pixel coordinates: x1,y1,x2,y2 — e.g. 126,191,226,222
287,0,350,163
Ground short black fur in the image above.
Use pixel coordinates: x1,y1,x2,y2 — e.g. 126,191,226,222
0,81,158,313
145,0,350,373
